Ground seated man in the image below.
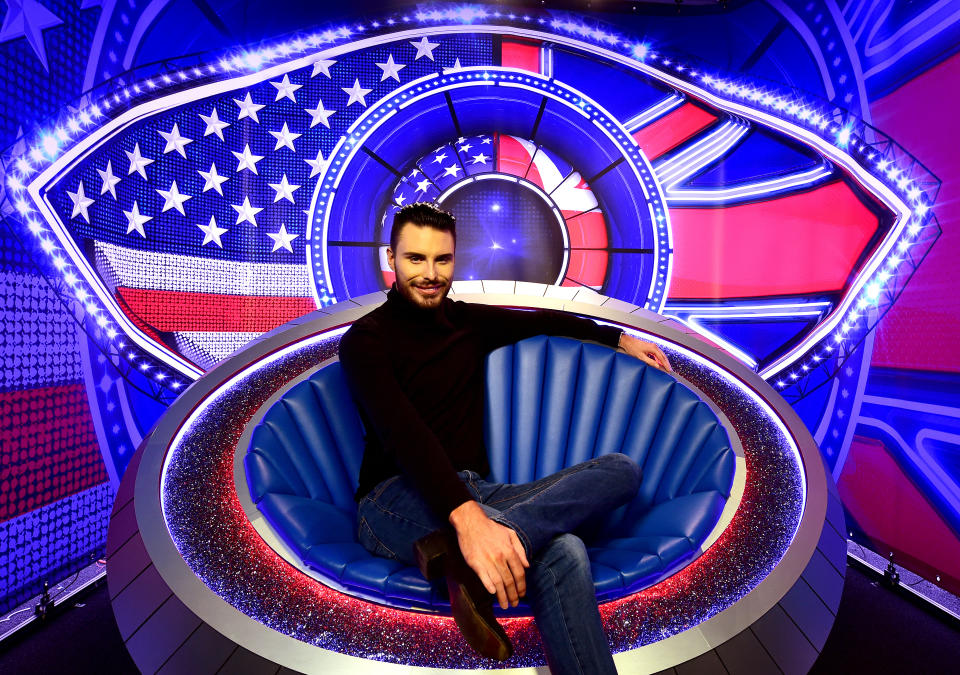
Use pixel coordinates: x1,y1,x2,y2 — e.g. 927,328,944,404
339,203,671,674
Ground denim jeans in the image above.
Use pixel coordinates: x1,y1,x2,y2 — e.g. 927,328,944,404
356,452,642,675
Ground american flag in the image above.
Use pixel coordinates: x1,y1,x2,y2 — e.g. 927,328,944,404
45,33,490,371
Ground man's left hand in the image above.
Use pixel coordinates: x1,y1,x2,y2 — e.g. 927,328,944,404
619,334,672,373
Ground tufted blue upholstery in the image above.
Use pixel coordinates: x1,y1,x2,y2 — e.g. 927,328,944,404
246,336,735,609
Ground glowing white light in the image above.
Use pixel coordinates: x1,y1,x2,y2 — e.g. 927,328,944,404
836,126,852,148
865,282,881,302
41,135,59,157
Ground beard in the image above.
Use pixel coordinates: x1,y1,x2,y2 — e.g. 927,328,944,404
396,277,451,310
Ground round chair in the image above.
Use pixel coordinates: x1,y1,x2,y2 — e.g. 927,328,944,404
244,335,737,610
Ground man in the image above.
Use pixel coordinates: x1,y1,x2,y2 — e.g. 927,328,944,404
339,203,671,674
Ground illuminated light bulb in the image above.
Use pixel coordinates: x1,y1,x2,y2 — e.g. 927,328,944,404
836,126,852,147
42,135,59,157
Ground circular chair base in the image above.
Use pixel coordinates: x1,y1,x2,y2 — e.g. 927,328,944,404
107,283,845,674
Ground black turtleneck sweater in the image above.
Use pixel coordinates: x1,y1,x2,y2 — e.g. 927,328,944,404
338,287,624,520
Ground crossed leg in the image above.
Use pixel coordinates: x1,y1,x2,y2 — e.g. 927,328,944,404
356,452,640,674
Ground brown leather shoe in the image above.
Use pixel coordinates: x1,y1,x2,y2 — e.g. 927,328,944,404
415,530,513,661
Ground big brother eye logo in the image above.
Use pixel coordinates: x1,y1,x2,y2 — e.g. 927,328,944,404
8,10,936,462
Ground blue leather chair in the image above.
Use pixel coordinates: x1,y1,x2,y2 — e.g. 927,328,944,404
245,335,736,610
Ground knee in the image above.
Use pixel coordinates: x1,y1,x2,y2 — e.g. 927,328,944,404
601,453,642,495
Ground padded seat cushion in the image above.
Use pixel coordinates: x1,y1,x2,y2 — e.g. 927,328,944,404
246,336,736,610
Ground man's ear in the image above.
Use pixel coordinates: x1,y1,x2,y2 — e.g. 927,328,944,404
386,247,395,272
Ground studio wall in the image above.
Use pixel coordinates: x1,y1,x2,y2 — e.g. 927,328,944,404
1,0,958,619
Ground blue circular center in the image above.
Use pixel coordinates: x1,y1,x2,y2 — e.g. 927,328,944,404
440,178,565,284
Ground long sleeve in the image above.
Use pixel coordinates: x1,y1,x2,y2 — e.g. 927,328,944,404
463,303,623,353
339,325,474,520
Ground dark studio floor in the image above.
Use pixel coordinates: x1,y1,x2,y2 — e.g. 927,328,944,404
1,562,959,674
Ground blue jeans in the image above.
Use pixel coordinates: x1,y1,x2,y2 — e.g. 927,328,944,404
357,452,642,675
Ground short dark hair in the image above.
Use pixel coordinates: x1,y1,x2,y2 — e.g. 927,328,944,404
389,202,457,251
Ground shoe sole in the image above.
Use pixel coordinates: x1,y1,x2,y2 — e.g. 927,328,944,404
415,532,513,661
448,578,513,661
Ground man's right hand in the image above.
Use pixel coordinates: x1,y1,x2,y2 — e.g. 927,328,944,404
449,500,530,609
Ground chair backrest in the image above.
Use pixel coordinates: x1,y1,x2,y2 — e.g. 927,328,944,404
245,362,365,514
484,336,734,515
244,335,736,607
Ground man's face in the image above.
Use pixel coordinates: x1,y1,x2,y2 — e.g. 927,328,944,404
387,223,455,309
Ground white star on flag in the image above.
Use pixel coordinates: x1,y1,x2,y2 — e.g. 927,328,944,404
234,93,264,123
304,99,336,128
97,160,120,199
343,79,372,107
197,214,228,247
233,144,264,174
158,123,193,157
123,201,152,237
67,181,94,222
270,74,302,102
410,36,439,61
198,162,229,194
305,147,330,178
199,108,230,140
311,58,335,78
443,165,462,178
396,192,407,205
415,178,431,192
459,142,473,153
443,58,463,74
471,153,490,165
481,137,493,144
269,122,301,152
266,223,299,252
157,180,192,215
269,174,301,203
232,195,263,226
376,54,406,82
125,143,154,179
432,152,447,164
